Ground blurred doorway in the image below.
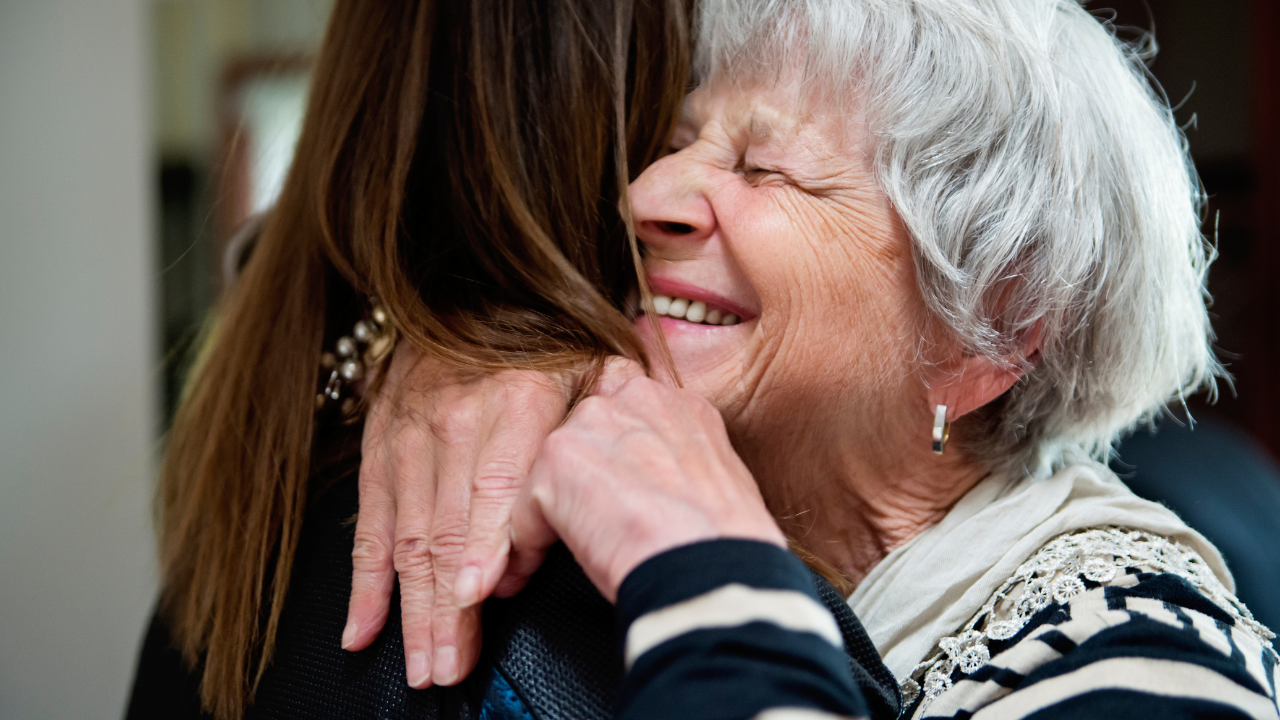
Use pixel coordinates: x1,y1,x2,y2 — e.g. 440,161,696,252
152,0,331,420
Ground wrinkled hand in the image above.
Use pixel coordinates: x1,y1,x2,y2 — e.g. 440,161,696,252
344,345,568,689
508,359,786,602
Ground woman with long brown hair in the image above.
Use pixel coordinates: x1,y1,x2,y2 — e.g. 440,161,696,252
125,0,693,717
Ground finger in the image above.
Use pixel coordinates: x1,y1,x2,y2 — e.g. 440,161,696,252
493,537,546,599
344,398,399,652
500,464,560,598
424,490,473,687
420,407,479,687
491,558,535,599
430,599,481,687
452,485,516,609
451,605,483,686
453,383,565,608
591,356,647,397
390,428,442,689
344,461,398,651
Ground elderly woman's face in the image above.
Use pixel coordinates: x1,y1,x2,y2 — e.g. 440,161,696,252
630,81,931,476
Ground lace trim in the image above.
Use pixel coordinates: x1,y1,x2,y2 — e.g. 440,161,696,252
900,527,1275,714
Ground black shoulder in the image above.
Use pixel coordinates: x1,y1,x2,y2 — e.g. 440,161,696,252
125,609,210,720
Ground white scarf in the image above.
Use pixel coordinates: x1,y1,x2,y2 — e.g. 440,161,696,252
847,462,1233,681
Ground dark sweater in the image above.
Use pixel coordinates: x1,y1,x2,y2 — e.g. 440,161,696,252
124,435,900,720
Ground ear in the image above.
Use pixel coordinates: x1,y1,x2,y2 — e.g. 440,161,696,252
925,326,1042,422
926,356,1023,422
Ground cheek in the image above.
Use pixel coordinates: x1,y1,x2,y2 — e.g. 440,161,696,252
729,190,925,424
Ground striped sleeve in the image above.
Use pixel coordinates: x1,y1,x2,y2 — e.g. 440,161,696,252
917,572,1280,720
613,539,869,720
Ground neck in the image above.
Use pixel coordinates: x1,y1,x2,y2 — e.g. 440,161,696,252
756,441,989,588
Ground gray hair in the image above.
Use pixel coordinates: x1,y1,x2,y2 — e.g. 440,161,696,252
697,0,1222,478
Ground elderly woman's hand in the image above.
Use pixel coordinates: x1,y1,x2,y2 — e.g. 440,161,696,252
344,344,568,689
505,359,787,602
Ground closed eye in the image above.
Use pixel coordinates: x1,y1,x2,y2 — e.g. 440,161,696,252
741,165,794,187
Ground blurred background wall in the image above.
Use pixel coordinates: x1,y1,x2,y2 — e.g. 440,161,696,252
0,0,330,717
0,0,156,717
0,0,1278,717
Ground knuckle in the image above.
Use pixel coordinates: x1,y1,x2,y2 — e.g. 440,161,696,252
429,532,468,566
616,380,658,411
472,456,525,493
392,535,435,576
388,420,431,456
435,390,484,430
616,374,650,395
433,417,480,451
351,531,393,569
428,512,470,561
575,395,609,417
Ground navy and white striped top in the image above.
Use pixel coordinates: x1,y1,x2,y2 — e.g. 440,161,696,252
614,535,1279,720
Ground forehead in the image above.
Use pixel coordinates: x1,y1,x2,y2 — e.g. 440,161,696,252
685,81,806,137
682,80,867,162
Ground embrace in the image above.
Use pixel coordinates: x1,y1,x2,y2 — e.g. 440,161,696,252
129,1,1279,719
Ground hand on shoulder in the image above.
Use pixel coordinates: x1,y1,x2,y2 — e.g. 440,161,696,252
506,358,786,602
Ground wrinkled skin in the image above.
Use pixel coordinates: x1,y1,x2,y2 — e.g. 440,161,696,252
626,80,1022,581
349,77,1029,687
508,358,786,602
343,349,567,688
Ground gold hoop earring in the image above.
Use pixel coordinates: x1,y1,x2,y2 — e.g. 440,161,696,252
932,405,952,455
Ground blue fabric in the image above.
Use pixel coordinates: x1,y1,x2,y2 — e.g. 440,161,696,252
1112,415,1280,632
478,668,534,720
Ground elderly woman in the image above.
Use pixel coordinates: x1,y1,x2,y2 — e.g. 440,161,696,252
349,0,1280,718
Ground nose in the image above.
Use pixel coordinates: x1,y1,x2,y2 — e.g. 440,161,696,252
629,152,717,251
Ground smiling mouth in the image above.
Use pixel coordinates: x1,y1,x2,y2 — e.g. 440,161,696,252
647,295,742,326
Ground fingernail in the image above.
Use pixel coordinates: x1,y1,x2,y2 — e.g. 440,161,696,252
433,646,459,686
340,621,357,650
454,566,482,607
407,651,432,688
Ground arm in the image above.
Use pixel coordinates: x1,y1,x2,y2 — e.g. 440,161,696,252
509,359,870,720
615,540,870,720
912,571,1278,720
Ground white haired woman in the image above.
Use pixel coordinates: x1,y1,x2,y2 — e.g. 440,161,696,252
346,1,1280,718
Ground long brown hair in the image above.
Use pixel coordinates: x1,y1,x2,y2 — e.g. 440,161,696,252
158,1,690,717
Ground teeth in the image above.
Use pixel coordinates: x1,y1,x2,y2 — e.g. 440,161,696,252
649,295,742,326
